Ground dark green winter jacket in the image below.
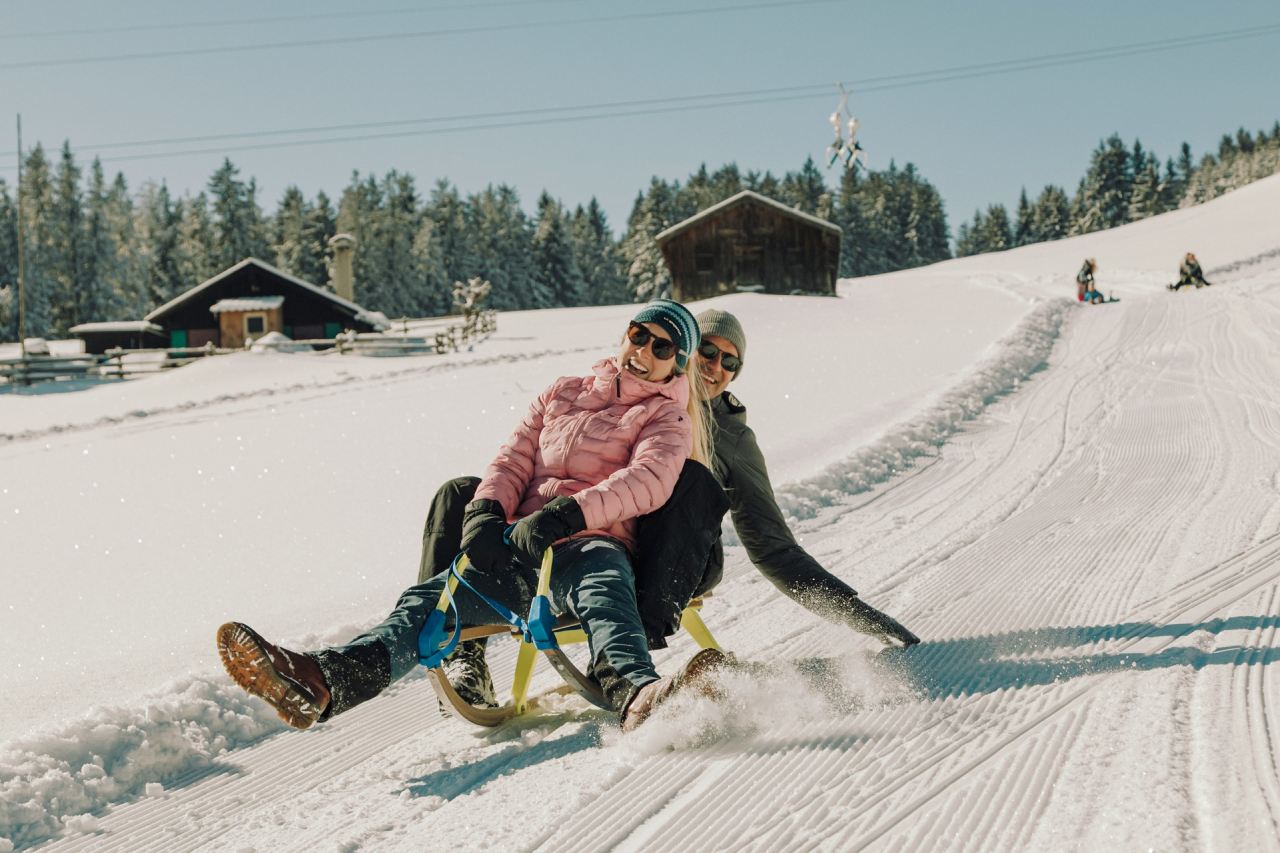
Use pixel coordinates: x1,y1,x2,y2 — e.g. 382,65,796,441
706,390,864,621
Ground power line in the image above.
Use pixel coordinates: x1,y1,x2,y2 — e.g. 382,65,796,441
0,0,590,41
1,20,1276,171
0,0,842,70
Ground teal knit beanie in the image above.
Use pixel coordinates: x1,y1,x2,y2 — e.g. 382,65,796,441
631,299,699,373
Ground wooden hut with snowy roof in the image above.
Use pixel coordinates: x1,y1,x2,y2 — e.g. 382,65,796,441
654,190,842,301
69,320,168,355
143,257,388,350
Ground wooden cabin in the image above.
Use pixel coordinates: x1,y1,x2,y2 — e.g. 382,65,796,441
655,191,842,301
144,257,387,349
69,321,168,355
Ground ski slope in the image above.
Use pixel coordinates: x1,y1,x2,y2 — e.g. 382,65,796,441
3,175,1280,850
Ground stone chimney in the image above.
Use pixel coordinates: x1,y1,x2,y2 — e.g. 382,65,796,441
328,233,357,302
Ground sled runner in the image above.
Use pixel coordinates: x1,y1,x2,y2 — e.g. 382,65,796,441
416,550,722,727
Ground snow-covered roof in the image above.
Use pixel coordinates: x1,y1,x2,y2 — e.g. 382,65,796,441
209,296,285,314
654,190,843,245
68,320,164,334
144,257,371,323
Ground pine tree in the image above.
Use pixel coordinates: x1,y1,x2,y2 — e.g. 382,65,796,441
336,171,386,308
49,142,85,333
18,144,55,338
1030,185,1071,243
379,170,422,316
423,179,476,300
0,180,18,341
954,217,977,257
410,216,452,317
621,178,675,301
955,205,1011,255
832,167,866,276
135,179,184,309
532,191,584,307
81,161,123,320
208,158,268,270
466,184,536,311
1070,134,1133,234
272,185,311,278
1013,188,1033,246
977,203,1012,251
1127,147,1162,222
779,156,827,214
176,192,217,288
301,191,336,288
571,198,627,305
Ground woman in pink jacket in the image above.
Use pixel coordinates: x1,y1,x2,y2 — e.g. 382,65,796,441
218,299,723,733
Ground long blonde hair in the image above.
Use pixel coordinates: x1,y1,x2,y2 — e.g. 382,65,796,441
682,365,714,467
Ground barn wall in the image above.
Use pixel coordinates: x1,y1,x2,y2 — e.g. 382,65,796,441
660,201,840,301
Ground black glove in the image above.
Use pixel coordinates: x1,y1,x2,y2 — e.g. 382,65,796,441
459,499,511,573
508,496,587,569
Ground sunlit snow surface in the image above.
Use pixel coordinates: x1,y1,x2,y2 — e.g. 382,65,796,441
2,175,1280,850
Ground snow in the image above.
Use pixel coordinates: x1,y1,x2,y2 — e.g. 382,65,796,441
208,296,285,313
65,322,163,335
2,174,1280,850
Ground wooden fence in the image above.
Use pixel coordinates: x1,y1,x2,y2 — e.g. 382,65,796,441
1,310,498,387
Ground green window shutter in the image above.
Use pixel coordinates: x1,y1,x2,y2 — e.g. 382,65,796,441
324,322,341,338
170,329,188,348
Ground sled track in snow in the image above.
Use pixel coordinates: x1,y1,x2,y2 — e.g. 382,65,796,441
32,270,1280,851
537,279,1280,850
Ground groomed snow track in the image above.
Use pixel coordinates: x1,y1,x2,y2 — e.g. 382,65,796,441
33,260,1280,852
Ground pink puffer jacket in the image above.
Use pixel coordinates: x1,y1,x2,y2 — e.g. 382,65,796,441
473,357,693,553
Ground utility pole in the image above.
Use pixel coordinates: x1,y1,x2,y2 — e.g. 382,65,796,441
16,114,26,358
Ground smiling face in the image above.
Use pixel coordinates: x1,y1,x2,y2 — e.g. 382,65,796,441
696,334,738,399
619,321,677,383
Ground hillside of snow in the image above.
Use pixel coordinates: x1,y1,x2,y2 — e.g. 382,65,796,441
2,174,1279,851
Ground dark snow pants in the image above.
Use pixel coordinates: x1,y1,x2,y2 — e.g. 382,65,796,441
417,476,479,585
330,535,659,711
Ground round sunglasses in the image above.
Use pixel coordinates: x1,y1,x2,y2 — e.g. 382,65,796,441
697,340,741,373
626,322,678,360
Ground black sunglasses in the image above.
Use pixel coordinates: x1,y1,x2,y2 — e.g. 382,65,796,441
697,340,741,373
627,322,678,360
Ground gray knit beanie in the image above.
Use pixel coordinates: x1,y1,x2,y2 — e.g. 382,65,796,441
696,308,746,376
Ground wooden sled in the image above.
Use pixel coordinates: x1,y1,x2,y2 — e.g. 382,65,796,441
419,553,722,727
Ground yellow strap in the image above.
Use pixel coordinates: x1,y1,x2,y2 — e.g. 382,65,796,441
535,546,554,597
510,640,538,714
680,606,721,651
431,554,469,614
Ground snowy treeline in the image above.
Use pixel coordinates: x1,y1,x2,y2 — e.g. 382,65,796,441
3,119,1278,342
0,149,628,341
956,122,1280,256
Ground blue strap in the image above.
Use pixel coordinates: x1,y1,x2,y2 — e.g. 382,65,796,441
416,552,560,667
416,557,466,668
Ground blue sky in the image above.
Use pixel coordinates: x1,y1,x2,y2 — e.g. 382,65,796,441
1,0,1276,241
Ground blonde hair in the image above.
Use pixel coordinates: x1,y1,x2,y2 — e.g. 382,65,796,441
682,366,715,467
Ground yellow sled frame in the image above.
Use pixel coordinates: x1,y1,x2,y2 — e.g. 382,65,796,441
424,552,721,727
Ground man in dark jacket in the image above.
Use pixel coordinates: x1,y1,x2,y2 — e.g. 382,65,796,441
691,309,918,648
421,309,918,708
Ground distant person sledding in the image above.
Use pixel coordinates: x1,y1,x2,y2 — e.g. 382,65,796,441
1075,258,1118,305
1168,252,1212,291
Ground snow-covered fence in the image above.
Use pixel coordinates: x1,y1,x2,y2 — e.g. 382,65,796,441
0,345,235,386
0,353,101,385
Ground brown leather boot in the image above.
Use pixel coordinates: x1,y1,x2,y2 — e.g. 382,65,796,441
621,648,730,733
217,622,331,730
